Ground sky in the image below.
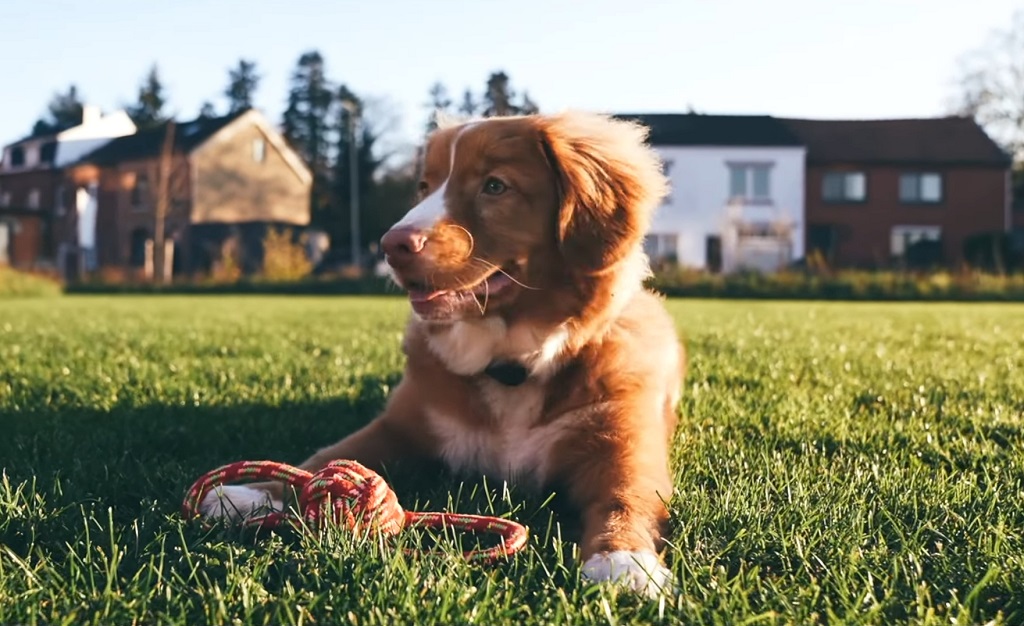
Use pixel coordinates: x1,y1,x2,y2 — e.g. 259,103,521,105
2,0,1021,158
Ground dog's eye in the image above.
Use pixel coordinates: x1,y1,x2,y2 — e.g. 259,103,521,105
482,177,507,196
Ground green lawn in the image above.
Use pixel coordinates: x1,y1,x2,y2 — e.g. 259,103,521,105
1,296,1023,625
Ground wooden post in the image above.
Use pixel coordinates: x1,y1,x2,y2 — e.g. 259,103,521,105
153,120,175,284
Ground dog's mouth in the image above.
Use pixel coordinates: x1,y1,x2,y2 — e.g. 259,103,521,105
402,263,519,320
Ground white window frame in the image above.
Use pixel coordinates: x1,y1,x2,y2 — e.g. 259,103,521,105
899,172,943,204
822,171,866,202
643,233,679,261
727,162,773,203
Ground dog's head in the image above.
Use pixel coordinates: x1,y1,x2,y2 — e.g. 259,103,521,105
381,111,668,323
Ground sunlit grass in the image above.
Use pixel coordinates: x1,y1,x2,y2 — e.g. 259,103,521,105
1,296,1023,624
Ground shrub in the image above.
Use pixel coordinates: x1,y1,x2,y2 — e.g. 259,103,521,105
0,266,62,298
260,228,312,282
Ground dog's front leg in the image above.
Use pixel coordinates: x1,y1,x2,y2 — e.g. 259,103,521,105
563,405,677,598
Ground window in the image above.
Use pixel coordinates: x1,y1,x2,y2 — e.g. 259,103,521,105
643,233,678,261
0,190,9,207
10,147,24,168
131,174,149,209
27,188,40,209
727,163,772,202
822,172,866,202
899,173,943,203
40,142,57,164
890,225,941,256
252,137,266,163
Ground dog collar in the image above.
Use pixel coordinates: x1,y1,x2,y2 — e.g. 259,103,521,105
483,360,529,386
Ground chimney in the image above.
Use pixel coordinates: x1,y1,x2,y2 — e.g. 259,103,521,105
81,105,101,126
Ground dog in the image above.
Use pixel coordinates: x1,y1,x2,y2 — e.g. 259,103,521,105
200,110,686,597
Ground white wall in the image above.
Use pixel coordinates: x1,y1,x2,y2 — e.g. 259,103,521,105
646,145,806,269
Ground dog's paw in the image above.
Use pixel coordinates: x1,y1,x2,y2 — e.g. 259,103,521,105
198,485,283,522
582,550,676,598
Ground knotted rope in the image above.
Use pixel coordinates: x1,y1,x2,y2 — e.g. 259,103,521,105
182,459,529,564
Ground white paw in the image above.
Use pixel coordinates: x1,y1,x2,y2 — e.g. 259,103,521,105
198,485,283,522
582,550,676,598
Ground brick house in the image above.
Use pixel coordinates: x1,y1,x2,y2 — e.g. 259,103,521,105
0,106,136,268
782,117,1012,269
59,107,312,279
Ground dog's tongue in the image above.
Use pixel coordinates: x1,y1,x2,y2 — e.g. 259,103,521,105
408,289,456,316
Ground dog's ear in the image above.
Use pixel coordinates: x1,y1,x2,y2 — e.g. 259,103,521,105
538,111,668,273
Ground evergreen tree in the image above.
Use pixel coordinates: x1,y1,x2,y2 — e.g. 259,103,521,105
480,71,539,117
225,59,260,113
127,64,169,129
424,81,453,133
33,84,86,135
281,51,335,228
198,101,217,118
458,88,478,116
48,84,85,128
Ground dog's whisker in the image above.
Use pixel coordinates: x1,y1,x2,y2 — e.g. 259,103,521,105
471,257,542,291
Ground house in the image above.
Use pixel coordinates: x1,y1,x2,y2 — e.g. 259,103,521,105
60,107,312,279
781,116,1012,269
614,113,806,273
0,106,135,268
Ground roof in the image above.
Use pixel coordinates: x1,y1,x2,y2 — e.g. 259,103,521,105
79,108,249,165
612,113,804,147
780,116,1011,166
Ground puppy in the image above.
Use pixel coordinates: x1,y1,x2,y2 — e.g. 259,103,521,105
201,110,685,597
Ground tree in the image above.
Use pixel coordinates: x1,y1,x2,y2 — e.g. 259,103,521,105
952,10,1024,158
225,59,260,113
458,88,478,117
128,64,169,129
424,81,453,134
32,84,85,135
198,101,217,118
480,71,538,118
281,51,336,229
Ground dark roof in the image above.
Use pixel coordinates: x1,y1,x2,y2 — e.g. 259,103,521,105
780,116,1011,166
79,108,249,165
613,113,804,147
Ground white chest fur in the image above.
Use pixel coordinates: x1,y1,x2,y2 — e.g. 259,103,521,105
425,379,568,486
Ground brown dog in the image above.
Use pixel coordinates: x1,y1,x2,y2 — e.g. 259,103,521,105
200,111,685,597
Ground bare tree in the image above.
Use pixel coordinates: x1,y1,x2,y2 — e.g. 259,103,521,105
951,9,1024,158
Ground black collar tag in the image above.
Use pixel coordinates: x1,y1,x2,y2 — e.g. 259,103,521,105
483,360,529,386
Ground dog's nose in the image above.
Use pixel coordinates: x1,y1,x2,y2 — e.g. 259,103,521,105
381,227,427,266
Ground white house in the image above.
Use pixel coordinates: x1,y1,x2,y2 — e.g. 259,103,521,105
614,113,807,273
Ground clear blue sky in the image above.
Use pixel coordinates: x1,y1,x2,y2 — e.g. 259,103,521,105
2,0,1020,157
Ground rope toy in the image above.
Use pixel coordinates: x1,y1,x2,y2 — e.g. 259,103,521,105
181,459,529,564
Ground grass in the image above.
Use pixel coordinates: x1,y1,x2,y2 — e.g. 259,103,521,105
1,295,1023,625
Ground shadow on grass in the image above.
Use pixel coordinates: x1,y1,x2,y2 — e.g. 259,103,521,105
0,376,570,557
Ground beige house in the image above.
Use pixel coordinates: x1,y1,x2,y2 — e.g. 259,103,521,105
60,107,312,279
